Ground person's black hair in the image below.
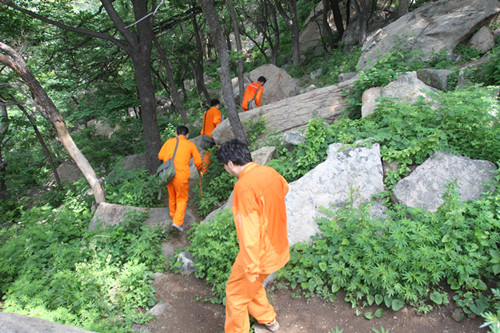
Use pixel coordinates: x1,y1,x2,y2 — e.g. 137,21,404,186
210,98,220,107
257,76,267,84
177,125,189,136
217,139,252,166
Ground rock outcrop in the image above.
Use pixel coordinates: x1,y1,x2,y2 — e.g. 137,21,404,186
357,0,500,71
392,151,497,212
213,77,355,144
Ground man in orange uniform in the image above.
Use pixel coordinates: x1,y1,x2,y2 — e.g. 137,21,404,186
158,126,203,231
200,98,222,172
241,76,266,111
217,139,289,333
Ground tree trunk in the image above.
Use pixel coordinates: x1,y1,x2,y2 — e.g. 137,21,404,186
153,36,189,125
0,104,9,198
322,0,335,50
199,0,246,142
329,0,345,39
398,0,409,17
226,0,245,104
191,9,211,103
274,0,300,65
353,0,370,44
3,0,164,174
0,42,106,204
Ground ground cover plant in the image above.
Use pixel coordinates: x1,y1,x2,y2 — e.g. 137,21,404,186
0,181,167,332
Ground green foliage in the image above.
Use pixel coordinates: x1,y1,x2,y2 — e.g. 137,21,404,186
468,44,500,86
195,150,236,217
277,178,499,314
184,209,238,303
244,113,267,150
104,162,161,208
481,288,500,333
0,185,166,332
268,118,335,182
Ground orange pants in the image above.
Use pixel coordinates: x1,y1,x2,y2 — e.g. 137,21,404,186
225,255,276,333
202,151,211,174
167,177,189,227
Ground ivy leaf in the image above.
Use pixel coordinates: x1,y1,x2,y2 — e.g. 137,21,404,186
430,291,443,305
367,294,374,306
375,308,384,318
391,299,404,311
364,311,373,320
375,294,383,305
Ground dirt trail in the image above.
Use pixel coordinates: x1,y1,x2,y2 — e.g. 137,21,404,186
149,185,487,333
147,228,486,333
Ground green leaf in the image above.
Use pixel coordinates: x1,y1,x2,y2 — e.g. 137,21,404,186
391,299,404,311
430,292,443,305
319,262,327,272
367,294,375,306
384,295,392,308
374,308,384,318
364,311,373,320
375,294,383,305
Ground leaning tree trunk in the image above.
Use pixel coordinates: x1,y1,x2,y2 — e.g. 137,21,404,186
199,0,247,142
0,104,9,198
226,0,245,104
153,36,189,125
0,42,106,204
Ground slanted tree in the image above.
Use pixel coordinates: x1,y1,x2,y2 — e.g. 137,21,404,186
0,104,9,198
199,0,246,142
274,0,300,65
0,42,106,203
226,0,245,104
2,0,163,173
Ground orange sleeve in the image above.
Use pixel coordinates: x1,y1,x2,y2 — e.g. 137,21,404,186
255,85,264,108
158,138,174,162
191,142,203,171
213,109,222,128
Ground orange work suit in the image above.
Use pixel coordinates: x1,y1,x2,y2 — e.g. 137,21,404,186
200,106,222,172
158,136,203,227
225,162,289,333
241,82,264,111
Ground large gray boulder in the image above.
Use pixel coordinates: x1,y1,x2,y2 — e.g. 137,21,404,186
0,313,93,333
361,71,438,117
286,140,386,245
89,202,195,230
213,77,355,144
392,151,497,212
239,64,301,107
357,0,500,71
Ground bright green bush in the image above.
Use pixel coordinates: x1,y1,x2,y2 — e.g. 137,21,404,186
104,162,161,208
277,177,499,314
0,186,166,332
184,209,238,303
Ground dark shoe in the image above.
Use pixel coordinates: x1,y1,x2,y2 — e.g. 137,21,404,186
264,318,280,332
171,224,184,232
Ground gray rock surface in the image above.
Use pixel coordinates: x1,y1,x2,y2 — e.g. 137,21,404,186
89,202,195,231
416,68,454,91
0,313,93,333
469,26,496,53
361,72,438,117
213,77,355,144
392,151,497,212
357,0,500,71
286,140,386,245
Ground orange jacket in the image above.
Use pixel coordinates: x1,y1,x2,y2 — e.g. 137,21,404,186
241,82,264,111
200,106,222,137
231,162,289,281
158,136,203,182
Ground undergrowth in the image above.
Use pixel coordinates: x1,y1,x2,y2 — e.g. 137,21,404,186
0,181,166,332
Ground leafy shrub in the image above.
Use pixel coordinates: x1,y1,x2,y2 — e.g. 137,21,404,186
195,149,235,217
0,187,166,332
277,178,499,314
184,209,238,303
105,162,161,208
